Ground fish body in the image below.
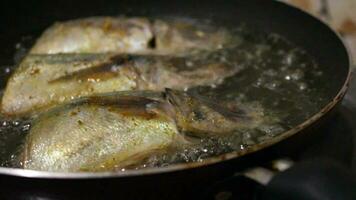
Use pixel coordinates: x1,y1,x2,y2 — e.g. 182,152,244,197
30,17,154,55
23,90,262,172
8,16,256,172
151,18,233,55
30,17,233,55
2,16,238,116
23,93,179,172
164,89,263,136
2,53,240,116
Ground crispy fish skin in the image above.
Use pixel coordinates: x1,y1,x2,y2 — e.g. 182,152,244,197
23,95,179,172
22,90,262,172
152,18,232,55
164,89,263,136
2,17,237,116
1,53,239,116
1,54,143,116
29,17,233,55
30,17,154,54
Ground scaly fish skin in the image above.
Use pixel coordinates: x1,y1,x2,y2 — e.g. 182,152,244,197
30,17,232,55
1,53,239,116
2,17,238,116
164,89,263,136
22,90,262,172
152,18,233,55
30,17,154,55
1,54,140,116
23,94,178,172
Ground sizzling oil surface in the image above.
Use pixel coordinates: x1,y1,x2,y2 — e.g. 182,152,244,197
0,25,329,169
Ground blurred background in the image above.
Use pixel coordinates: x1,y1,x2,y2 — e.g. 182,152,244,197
282,0,356,64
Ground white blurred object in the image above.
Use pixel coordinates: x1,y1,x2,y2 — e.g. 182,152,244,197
244,167,274,185
242,159,294,185
327,0,356,33
282,0,356,64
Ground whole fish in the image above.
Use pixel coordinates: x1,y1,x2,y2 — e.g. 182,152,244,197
29,17,234,55
22,89,262,172
2,52,240,116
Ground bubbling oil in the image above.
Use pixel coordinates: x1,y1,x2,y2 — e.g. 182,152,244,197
0,25,329,170
138,28,329,168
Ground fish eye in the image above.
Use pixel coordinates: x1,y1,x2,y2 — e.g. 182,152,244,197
192,110,205,121
147,36,156,49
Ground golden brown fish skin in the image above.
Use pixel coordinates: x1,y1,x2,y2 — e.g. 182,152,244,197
164,89,263,136
131,54,240,91
30,17,154,54
1,52,240,116
152,18,233,55
2,16,237,116
22,90,262,172
23,93,179,172
1,54,144,116
29,17,233,55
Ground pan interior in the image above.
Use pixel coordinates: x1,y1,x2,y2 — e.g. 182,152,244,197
0,0,349,172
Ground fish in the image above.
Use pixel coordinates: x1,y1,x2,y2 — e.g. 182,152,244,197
151,18,235,55
22,93,179,172
1,16,239,116
164,89,264,136
29,17,234,55
22,90,262,172
1,52,241,116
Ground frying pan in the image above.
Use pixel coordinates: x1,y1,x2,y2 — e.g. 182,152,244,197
0,0,351,199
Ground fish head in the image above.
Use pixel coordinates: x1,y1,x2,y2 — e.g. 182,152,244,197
164,88,264,137
153,18,234,55
164,88,194,114
164,88,229,136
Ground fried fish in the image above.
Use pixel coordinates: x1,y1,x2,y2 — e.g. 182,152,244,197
2,52,240,116
22,90,262,172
